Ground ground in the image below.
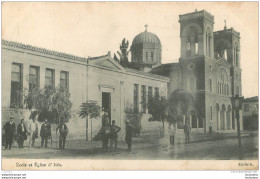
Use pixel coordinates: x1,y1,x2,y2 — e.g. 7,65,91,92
2,130,258,160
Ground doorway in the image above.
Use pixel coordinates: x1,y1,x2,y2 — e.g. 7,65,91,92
102,92,111,126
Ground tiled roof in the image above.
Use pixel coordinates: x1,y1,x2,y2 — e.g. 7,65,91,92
2,39,87,62
243,96,258,102
151,63,179,77
132,31,161,45
126,68,169,81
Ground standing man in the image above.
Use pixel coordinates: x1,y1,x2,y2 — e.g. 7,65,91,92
125,120,134,151
184,121,191,144
100,120,111,152
17,119,28,148
40,119,51,148
56,121,68,150
4,116,16,150
110,120,121,152
29,117,38,148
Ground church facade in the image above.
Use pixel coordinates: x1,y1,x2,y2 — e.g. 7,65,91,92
133,10,243,132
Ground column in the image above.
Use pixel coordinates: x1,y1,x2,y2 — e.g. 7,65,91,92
146,86,148,114
239,110,243,130
189,115,192,128
55,69,60,87
234,111,237,130
87,116,91,141
183,115,185,125
138,84,141,113
217,111,220,130
119,81,124,141
210,35,214,58
190,36,195,55
198,34,204,55
196,118,199,128
3,60,12,107
181,38,187,57
39,66,46,89
229,111,232,130
224,110,227,130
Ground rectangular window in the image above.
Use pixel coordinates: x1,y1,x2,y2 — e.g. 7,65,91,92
148,86,153,113
60,71,69,89
210,106,213,121
29,66,39,91
141,85,146,113
10,63,23,108
244,104,249,112
155,87,159,98
151,52,154,62
146,52,148,61
45,68,55,87
133,84,139,113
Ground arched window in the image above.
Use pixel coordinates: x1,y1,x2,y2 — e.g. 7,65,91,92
224,49,227,59
209,78,212,92
222,83,224,95
190,78,195,91
185,26,199,57
234,45,239,67
206,28,211,57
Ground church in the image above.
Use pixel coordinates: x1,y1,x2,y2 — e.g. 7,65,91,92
131,10,243,132
1,9,242,141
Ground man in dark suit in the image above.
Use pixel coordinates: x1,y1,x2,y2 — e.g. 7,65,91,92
17,119,28,148
40,119,51,148
4,116,16,150
56,121,68,150
125,120,134,151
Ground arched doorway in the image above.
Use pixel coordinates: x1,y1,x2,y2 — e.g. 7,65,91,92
226,105,232,130
189,110,197,128
220,104,226,130
216,103,220,130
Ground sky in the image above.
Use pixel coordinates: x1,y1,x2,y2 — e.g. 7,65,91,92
2,2,258,98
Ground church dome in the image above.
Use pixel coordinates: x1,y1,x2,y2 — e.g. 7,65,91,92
132,30,161,45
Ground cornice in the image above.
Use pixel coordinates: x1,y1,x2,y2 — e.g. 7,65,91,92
2,39,87,62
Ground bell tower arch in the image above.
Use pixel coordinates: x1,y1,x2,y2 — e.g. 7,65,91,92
179,10,214,59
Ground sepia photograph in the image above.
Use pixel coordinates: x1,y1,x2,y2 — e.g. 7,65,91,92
1,2,258,170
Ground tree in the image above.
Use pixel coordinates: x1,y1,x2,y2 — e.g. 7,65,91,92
78,100,101,141
115,38,130,67
146,95,168,127
23,85,72,124
168,89,195,124
78,100,101,119
51,85,72,124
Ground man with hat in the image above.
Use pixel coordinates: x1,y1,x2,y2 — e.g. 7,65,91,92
4,115,16,150
17,118,28,148
184,120,191,144
29,116,38,148
125,119,134,151
40,119,51,148
56,120,68,150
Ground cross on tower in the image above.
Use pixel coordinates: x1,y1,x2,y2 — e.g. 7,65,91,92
144,24,148,31
224,20,227,30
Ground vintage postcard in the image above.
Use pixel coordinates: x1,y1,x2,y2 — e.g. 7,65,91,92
1,2,258,170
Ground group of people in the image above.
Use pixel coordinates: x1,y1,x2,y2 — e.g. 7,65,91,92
100,116,134,152
3,115,68,150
